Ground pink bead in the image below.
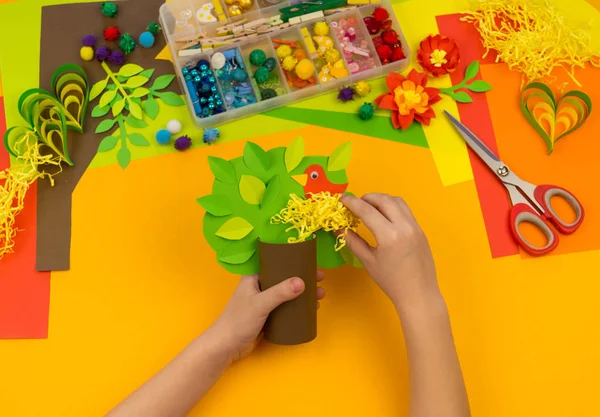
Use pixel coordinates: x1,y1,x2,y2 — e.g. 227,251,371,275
347,27,356,36
339,19,347,28
348,17,358,26
359,40,368,49
348,62,360,73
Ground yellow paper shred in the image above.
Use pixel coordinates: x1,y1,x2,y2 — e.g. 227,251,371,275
461,0,600,86
271,192,361,251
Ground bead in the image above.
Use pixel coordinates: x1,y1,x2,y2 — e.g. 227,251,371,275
211,86,218,93
200,64,209,71
208,102,215,110
249,49,267,66
216,99,223,106
139,31,155,48
182,68,190,76
208,76,216,84
313,21,329,36
202,108,210,117
200,97,208,104
167,120,183,135
203,128,220,144
276,44,292,59
225,93,235,105
282,55,298,71
295,59,315,80
263,57,277,72
254,66,270,84
191,69,199,77
228,4,242,16
197,59,210,68
231,68,248,82
211,53,226,70
238,0,254,10
155,129,172,145
193,75,201,83
200,71,208,78
261,88,277,100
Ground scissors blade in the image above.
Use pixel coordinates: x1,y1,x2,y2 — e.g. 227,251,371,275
445,111,505,175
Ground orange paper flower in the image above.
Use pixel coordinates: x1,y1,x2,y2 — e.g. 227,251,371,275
374,69,442,130
417,35,460,77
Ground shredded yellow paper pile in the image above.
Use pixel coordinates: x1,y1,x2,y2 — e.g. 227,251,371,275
0,132,61,258
271,192,360,250
462,0,600,85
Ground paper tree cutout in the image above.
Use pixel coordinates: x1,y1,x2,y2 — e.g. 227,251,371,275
520,82,592,154
197,137,354,275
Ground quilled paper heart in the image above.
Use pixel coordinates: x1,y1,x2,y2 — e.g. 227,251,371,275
520,82,592,154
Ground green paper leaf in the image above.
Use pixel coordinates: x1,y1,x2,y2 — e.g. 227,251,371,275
90,78,108,101
261,176,280,209
152,74,176,90
139,69,156,79
464,60,480,81
239,175,266,205
126,75,150,89
125,114,148,129
328,141,352,171
118,64,144,77
95,118,117,134
215,217,254,240
218,241,256,265
451,91,473,103
197,194,233,216
156,91,185,106
112,98,126,117
144,96,159,120
208,156,236,184
91,104,110,117
98,136,118,152
99,89,117,107
467,80,492,93
128,100,143,119
131,87,150,98
128,133,149,146
243,142,270,173
117,146,131,169
285,136,304,172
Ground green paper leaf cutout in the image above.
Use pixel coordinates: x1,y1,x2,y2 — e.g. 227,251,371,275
261,176,280,209
208,156,236,184
117,146,131,169
144,96,159,120
215,217,254,240
464,60,480,81
95,118,117,134
451,91,473,103
92,104,110,117
100,89,117,107
131,87,150,98
467,80,492,93
98,136,118,152
285,136,304,172
90,78,108,101
152,74,176,90
125,114,148,128
197,194,233,216
239,175,266,205
128,100,143,119
243,142,270,173
118,64,144,77
156,91,185,106
128,133,149,146
125,75,149,89
328,141,352,171
112,98,126,117
139,69,156,79
218,241,256,265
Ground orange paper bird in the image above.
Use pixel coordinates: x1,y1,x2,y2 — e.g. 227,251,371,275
292,164,349,195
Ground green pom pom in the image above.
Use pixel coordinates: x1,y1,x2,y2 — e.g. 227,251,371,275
358,102,374,121
119,33,136,55
254,67,270,84
147,22,161,35
249,49,267,67
101,2,118,17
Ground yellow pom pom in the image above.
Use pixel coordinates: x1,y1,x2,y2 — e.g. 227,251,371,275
80,46,94,61
295,59,315,80
323,49,340,64
313,21,330,36
282,55,298,71
276,44,292,60
353,80,372,97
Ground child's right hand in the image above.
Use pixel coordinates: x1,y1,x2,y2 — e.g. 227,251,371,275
341,193,442,312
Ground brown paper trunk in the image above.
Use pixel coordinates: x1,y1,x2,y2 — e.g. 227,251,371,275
258,238,317,345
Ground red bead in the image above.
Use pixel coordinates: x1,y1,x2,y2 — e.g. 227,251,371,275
373,7,389,22
104,26,121,41
376,45,393,63
381,29,399,46
363,17,381,35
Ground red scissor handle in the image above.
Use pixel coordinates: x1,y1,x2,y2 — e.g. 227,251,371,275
533,185,585,234
509,203,559,256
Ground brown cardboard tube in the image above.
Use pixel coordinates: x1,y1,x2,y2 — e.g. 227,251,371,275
258,237,317,345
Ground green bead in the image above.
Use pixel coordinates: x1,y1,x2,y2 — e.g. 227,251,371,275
254,67,270,84
263,57,277,72
249,49,267,67
261,88,277,100
358,102,375,121
101,2,118,17
119,33,136,55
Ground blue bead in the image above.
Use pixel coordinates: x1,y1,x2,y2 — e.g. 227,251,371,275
190,69,199,77
211,86,218,93
182,68,190,76
201,84,211,92
184,74,192,82
200,71,208,78
193,75,202,83
197,59,209,68
216,99,223,106
200,64,208,71
208,95,215,101
201,108,210,117
231,68,248,82
200,97,207,104
208,102,215,110
155,129,171,145
208,76,216,84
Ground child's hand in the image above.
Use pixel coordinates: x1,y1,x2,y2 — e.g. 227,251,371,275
341,193,441,312
211,272,325,362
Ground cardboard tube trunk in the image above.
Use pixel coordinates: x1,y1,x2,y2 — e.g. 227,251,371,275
258,238,317,345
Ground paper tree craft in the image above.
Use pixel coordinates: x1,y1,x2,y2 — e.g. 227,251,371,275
197,137,355,275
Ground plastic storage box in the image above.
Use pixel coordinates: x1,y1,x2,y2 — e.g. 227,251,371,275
159,0,410,128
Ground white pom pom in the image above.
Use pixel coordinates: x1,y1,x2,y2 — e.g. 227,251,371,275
166,120,182,135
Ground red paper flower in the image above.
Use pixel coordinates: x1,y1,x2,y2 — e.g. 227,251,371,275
417,34,460,77
374,69,442,130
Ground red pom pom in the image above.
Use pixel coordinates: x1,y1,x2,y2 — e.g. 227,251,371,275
381,30,399,46
376,45,393,63
391,47,406,62
104,26,121,41
381,19,393,31
372,36,383,49
373,7,389,22
363,16,381,35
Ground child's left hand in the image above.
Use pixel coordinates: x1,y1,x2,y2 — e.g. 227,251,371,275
211,272,325,362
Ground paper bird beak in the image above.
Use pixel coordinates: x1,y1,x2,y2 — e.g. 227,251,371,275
292,174,308,186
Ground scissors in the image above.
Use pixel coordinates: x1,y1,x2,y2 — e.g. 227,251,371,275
445,111,585,256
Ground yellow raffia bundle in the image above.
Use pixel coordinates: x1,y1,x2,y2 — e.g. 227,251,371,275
0,132,61,258
271,192,360,251
461,0,600,85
